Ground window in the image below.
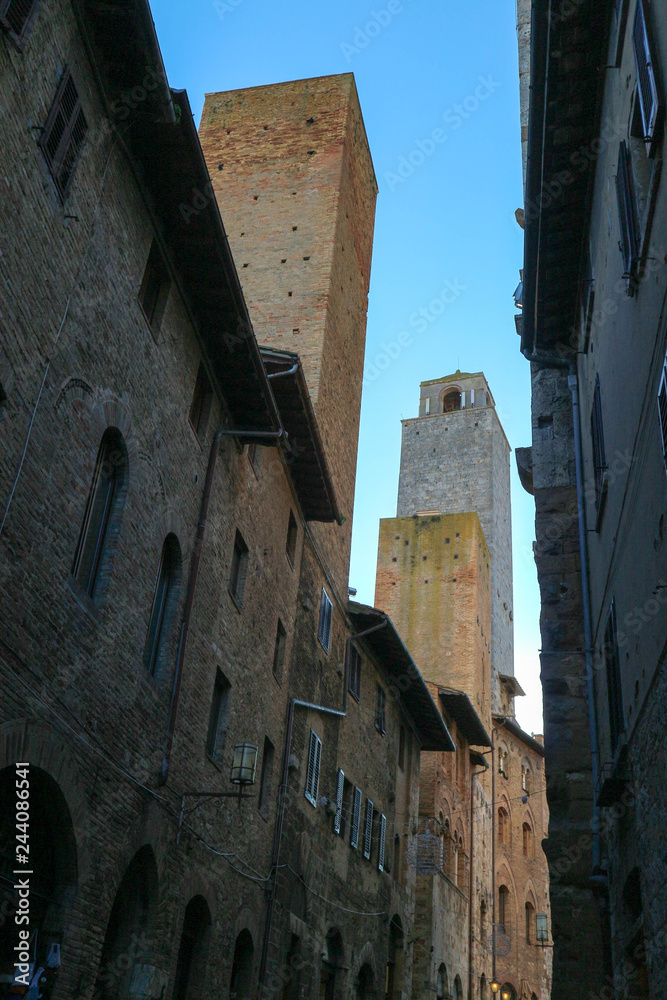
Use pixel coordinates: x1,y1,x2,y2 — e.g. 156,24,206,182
456,839,465,888
0,0,39,47
350,786,362,848
189,362,213,442
480,901,487,940
272,620,286,680
229,530,249,607
498,746,508,778
521,763,531,794
523,822,534,859
393,834,402,884
498,885,510,936
333,769,345,835
340,778,353,840
71,427,127,601
206,670,230,763
658,352,667,471
348,644,361,701
258,737,275,816
398,726,406,770
318,588,333,652
304,729,321,806
378,814,387,872
525,901,535,944
363,798,374,859
375,685,386,735
144,534,181,677
285,510,298,567
498,807,509,845
616,141,640,282
138,240,171,336
603,600,625,752
590,375,608,511
39,68,88,200
633,0,663,156
247,442,262,474
442,389,461,413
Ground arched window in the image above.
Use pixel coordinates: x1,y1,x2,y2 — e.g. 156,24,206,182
523,822,534,859
442,389,462,413
144,533,182,677
72,427,128,600
525,901,535,944
521,762,531,793
498,807,510,845
453,975,463,1000
498,885,510,936
436,963,448,1000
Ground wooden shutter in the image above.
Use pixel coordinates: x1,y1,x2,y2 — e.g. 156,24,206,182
615,142,640,280
318,588,333,652
0,0,38,47
658,355,667,469
304,730,321,806
633,0,662,153
378,815,387,871
39,68,88,200
363,799,373,859
350,787,362,848
334,769,344,835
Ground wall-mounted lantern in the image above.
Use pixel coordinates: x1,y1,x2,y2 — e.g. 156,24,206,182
231,743,258,788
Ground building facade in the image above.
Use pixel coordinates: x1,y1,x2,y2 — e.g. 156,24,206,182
0,4,452,1000
375,376,551,1000
517,0,667,994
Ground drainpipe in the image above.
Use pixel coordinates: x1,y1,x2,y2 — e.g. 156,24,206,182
468,755,489,1000
257,617,389,996
567,370,602,870
160,428,223,785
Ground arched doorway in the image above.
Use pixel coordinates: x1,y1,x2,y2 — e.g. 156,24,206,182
385,916,404,1000
320,928,343,1000
453,975,463,1000
0,766,78,993
230,929,254,1000
172,896,212,1000
501,983,517,1000
94,846,158,999
436,963,449,1000
356,962,375,1000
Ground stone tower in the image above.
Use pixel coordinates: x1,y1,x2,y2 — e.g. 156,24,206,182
199,74,378,594
394,371,514,712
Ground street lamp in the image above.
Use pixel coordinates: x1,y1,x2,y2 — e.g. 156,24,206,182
501,989,512,1000
231,743,258,787
490,982,501,996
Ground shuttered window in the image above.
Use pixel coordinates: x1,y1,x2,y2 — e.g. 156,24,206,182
348,645,361,701
633,0,662,155
363,799,374,860
0,0,38,47
615,142,640,280
350,787,362,848
658,353,667,470
603,601,625,752
378,814,387,872
318,588,333,652
304,730,322,807
39,69,88,201
333,769,344,835
590,375,607,511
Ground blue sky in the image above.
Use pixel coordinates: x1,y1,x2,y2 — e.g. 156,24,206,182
150,0,544,733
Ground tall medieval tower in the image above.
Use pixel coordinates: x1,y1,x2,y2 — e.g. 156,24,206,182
199,74,378,594
392,371,515,712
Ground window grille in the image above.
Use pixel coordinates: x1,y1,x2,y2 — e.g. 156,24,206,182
633,0,662,154
318,588,333,652
615,141,640,279
333,769,344,835
39,68,88,200
350,787,362,848
590,374,608,510
363,799,374,859
348,644,361,701
304,730,322,806
378,814,387,871
0,0,38,46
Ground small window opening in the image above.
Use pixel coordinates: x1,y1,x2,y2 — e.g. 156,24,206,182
272,619,286,681
206,670,230,763
258,737,275,815
189,362,213,442
139,239,171,335
286,510,298,567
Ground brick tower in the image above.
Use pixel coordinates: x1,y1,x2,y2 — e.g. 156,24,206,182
393,371,514,711
199,74,378,594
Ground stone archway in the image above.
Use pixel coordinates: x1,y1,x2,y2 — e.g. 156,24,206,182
230,929,254,1000
172,895,212,1000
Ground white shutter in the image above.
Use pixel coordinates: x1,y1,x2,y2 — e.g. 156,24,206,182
334,768,344,835
633,0,661,151
363,799,373,859
350,787,362,848
304,730,322,806
378,814,387,871
658,358,667,469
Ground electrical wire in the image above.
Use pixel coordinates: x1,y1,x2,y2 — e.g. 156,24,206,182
285,865,386,917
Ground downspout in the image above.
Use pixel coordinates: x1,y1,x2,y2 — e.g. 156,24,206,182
567,370,602,870
160,428,223,785
468,755,489,1000
257,617,389,996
